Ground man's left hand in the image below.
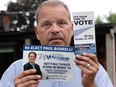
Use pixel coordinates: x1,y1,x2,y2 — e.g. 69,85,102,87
74,53,99,87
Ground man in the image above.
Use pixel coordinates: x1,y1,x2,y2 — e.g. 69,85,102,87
24,52,42,77
0,0,113,87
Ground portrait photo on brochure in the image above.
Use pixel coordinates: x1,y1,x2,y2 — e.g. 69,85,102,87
23,51,42,78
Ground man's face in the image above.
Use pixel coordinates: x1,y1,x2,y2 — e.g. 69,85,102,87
28,53,36,64
35,5,73,46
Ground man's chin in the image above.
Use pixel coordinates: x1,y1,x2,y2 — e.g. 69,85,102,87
48,42,65,46
52,44,64,46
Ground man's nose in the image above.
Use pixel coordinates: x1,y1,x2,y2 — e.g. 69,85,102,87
50,24,60,34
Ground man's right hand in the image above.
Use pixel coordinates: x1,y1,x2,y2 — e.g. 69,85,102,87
14,69,41,87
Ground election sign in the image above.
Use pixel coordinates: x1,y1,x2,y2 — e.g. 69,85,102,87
72,11,96,55
23,45,74,81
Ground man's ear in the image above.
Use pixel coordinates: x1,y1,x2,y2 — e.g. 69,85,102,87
34,27,37,33
34,27,40,40
71,23,74,37
34,27,37,36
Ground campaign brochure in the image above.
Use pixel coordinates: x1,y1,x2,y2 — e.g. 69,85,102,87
72,11,96,55
23,45,74,81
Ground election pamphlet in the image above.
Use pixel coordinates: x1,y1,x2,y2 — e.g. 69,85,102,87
72,11,96,55
23,45,74,81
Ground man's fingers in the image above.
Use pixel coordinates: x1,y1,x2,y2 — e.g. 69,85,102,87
75,53,99,74
82,53,99,64
21,80,39,87
15,69,37,79
14,69,41,87
16,79,40,87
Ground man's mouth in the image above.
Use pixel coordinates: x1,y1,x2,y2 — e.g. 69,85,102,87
48,37,64,46
49,38,63,41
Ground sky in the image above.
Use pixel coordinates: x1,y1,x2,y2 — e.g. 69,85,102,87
61,0,116,21
0,0,116,21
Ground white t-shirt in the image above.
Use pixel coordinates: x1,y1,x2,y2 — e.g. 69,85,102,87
0,59,113,87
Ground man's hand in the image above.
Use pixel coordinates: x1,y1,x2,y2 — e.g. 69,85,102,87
74,53,99,87
15,69,41,87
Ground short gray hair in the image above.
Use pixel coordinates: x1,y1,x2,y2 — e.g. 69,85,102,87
35,0,71,25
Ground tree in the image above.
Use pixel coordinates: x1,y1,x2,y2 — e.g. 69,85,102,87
6,0,46,31
95,12,116,24
7,1,22,12
7,0,44,12
95,16,103,24
106,12,116,23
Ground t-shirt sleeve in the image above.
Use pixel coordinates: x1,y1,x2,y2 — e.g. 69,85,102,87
0,59,23,87
95,64,113,87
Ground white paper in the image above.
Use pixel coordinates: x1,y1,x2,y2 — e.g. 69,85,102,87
72,11,96,55
23,45,74,81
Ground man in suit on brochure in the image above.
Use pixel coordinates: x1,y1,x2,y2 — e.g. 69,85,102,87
24,51,42,78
